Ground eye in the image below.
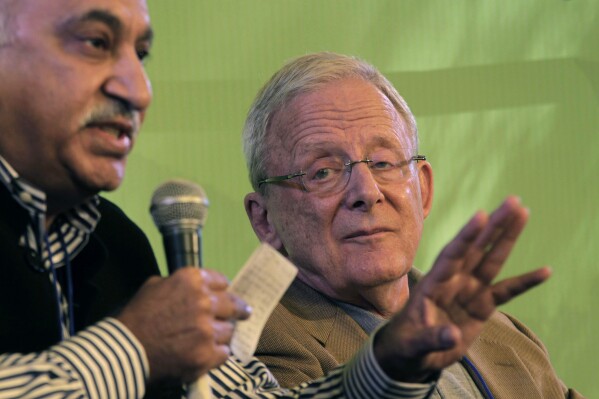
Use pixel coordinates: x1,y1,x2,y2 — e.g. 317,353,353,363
72,32,113,58
368,148,406,172
136,48,150,62
313,168,332,180
371,160,394,170
136,40,152,62
84,36,110,51
306,158,344,182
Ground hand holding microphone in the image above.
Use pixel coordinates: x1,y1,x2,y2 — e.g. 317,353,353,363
116,179,250,387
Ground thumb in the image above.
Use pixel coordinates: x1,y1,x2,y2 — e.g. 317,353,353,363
381,324,460,358
374,323,461,382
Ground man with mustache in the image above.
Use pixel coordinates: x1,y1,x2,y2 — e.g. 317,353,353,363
0,0,259,397
245,52,583,398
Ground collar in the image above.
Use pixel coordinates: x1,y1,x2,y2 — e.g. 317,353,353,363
0,155,101,268
333,268,422,334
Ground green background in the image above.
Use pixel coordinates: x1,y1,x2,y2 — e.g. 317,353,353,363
106,1,597,396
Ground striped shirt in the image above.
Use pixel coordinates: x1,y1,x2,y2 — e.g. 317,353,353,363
210,335,436,399
0,317,434,399
0,319,147,399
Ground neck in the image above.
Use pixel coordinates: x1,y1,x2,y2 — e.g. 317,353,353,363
353,276,410,318
298,272,411,319
45,190,95,230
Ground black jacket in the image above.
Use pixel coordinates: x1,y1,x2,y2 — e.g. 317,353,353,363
0,182,160,353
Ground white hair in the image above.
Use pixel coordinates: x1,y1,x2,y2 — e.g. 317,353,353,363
242,52,419,193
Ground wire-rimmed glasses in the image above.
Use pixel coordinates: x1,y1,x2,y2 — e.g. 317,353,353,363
258,150,426,196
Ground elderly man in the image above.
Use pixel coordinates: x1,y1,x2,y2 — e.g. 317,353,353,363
244,52,582,398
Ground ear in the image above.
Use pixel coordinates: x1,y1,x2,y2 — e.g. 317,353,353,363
244,192,284,250
417,161,434,219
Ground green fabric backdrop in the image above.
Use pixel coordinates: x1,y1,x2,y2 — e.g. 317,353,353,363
106,1,597,396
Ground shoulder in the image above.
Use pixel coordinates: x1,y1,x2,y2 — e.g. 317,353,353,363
96,197,144,233
483,311,549,352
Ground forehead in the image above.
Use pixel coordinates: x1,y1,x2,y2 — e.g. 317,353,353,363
270,78,410,154
11,0,150,35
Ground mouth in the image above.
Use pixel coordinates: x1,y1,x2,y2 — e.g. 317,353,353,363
86,119,135,140
343,227,392,240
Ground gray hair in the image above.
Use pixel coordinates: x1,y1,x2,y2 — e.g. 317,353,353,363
242,52,418,193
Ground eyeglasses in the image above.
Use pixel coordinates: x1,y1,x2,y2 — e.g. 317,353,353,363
258,152,426,196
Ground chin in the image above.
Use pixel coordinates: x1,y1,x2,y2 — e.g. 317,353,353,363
74,173,123,196
100,178,124,192
82,163,126,193
359,265,410,285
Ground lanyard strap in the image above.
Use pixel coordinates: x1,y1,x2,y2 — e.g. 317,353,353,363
44,232,75,340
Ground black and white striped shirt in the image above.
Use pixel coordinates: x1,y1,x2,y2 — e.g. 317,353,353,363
0,319,147,398
1,317,433,398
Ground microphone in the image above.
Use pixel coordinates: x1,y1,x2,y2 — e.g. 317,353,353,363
150,179,209,272
150,179,213,398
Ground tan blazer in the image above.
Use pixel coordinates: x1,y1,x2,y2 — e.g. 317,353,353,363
256,275,584,398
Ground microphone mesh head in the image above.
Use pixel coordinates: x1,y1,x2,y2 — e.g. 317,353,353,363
150,179,209,230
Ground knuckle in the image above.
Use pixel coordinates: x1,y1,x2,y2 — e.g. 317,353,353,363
197,293,212,310
195,320,215,339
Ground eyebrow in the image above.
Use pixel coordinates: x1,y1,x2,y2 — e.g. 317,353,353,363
369,135,409,149
299,133,407,156
62,9,154,44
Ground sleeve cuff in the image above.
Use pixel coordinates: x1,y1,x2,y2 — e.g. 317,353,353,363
49,317,149,399
343,333,436,399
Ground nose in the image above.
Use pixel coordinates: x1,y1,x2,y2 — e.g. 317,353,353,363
103,49,153,114
343,161,383,211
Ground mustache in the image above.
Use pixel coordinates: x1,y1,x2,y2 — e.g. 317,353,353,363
81,101,140,131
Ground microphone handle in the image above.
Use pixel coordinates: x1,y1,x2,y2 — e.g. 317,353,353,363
162,227,203,272
162,226,211,398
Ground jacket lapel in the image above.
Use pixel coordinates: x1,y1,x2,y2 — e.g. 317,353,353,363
466,312,562,399
282,279,368,364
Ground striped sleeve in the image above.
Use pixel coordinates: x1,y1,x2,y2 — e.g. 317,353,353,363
209,334,436,399
0,318,148,399
342,336,436,399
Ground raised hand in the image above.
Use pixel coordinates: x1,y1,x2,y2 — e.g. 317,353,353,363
374,196,551,382
116,268,250,383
